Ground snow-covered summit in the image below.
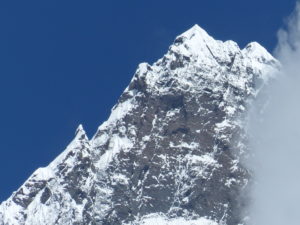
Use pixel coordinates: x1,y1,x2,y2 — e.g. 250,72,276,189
129,24,278,97
178,24,213,42
169,24,275,67
243,41,275,62
75,124,87,138
0,25,279,225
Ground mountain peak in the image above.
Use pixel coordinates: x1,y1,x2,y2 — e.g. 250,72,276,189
243,41,275,61
74,124,87,140
0,24,279,225
174,24,214,47
168,24,223,64
180,24,211,39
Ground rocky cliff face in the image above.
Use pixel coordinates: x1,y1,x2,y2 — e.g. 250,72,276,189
0,25,278,225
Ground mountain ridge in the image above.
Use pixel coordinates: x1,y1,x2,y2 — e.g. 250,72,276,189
0,24,278,225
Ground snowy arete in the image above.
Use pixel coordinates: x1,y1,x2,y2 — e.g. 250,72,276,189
0,25,279,225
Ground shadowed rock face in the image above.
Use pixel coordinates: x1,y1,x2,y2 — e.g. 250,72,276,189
0,25,279,225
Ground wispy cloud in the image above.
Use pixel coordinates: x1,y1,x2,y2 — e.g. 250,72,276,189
247,2,300,225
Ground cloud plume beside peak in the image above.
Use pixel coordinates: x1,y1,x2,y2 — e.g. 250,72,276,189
248,2,300,225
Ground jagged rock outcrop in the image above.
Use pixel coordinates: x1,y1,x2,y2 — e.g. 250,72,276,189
0,25,278,225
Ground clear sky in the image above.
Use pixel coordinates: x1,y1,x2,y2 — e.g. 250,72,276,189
0,0,297,201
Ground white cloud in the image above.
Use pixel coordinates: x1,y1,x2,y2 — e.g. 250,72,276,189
247,2,300,225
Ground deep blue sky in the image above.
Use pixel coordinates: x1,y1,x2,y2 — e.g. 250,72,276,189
0,0,297,201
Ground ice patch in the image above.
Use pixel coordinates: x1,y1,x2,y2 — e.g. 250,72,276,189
131,213,219,225
185,154,218,166
96,135,133,170
99,97,137,130
170,142,199,150
215,119,232,133
31,167,54,181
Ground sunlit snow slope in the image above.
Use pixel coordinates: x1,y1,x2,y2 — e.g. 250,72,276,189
0,25,278,225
